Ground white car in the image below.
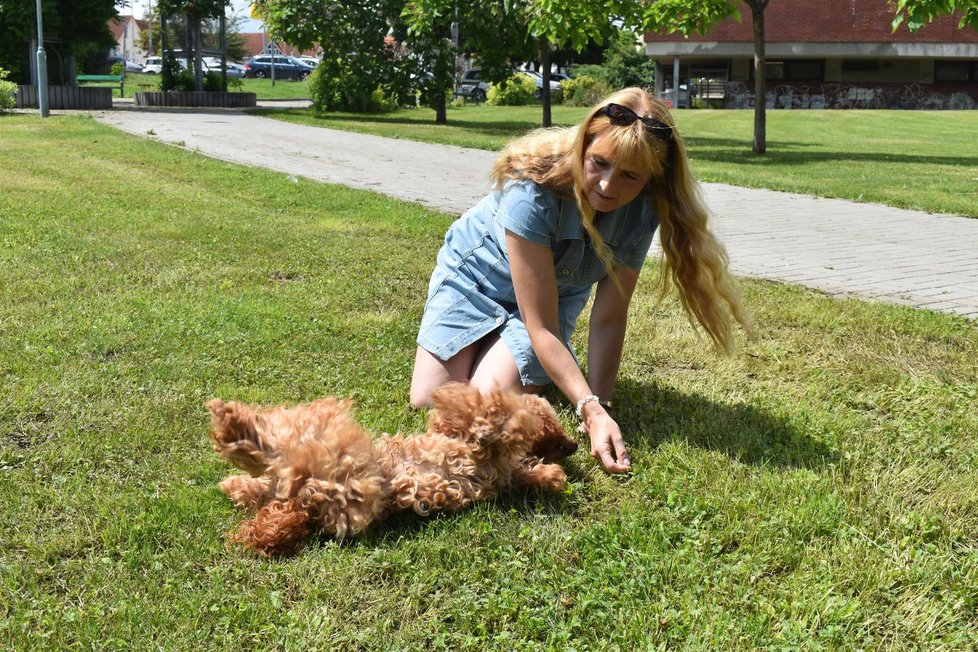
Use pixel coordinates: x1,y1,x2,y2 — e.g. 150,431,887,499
298,57,319,69
141,56,164,74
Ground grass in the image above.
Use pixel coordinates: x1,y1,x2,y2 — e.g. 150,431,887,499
253,104,978,218
82,72,312,101
2,114,977,650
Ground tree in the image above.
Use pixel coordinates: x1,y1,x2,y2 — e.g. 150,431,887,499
256,0,415,112
641,0,773,152
0,0,117,83
406,0,628,126
404,0,536,123
521,0,629,126
892,0,978,31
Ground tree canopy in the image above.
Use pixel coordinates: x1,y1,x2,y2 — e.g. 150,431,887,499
892,0,978,31
0,0,117,82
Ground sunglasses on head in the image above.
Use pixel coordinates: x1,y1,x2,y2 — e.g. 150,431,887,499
601,103,674,143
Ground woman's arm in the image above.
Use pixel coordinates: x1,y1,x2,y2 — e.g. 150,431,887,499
507,232,592,402
507,232,633,472
587,267,640,402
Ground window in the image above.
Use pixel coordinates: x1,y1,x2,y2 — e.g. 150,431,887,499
749,60,823,82
785,60,823,81
935,60,976,83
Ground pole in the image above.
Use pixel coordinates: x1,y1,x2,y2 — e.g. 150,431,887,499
35,0,49,117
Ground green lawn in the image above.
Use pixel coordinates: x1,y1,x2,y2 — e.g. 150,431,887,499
86,72,313,101
1,114,976,649
254,104,978,218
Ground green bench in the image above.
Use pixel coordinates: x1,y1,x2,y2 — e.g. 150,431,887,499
76,74,125,97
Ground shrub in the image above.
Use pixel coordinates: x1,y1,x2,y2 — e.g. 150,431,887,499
161,53,193,92
487,74,536,106
560,75,612,107
110,62,124,77
0,67,16,113
308,60,400,113
603,31,656,90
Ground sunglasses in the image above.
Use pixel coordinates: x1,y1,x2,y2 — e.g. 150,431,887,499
601,103,674,143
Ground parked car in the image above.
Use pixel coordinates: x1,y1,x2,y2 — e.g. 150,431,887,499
108,55,143,72
454,69,490,101
202,57,246,78
297,57,320,69
522,71,562,97
244,55,314,80
142,56,163,74
141,56,189,74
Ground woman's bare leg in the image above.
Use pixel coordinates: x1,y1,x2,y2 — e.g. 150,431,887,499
409,344,477,408
410,333,542,409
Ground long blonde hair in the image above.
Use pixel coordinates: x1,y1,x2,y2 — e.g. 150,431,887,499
490,87,753,352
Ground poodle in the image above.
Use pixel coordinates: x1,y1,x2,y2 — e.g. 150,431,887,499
207,382,578,556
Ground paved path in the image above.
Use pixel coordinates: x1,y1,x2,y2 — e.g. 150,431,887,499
93,105,978,319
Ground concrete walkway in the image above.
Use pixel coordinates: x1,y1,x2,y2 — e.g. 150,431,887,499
92,104,978,319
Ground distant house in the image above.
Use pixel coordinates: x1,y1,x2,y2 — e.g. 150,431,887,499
109,15,149,65
239,33,318,60
643,0,978,109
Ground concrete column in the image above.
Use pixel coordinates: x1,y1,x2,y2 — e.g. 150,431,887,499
673,57,680,107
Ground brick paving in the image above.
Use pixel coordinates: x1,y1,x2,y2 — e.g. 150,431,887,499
93,105,978,319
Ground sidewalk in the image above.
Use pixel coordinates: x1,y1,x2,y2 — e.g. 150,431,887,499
92,105,978,319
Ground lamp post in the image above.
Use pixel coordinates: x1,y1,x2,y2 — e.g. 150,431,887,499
35,0,49,117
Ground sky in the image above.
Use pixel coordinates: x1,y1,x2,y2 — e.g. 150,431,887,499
130,0,266,32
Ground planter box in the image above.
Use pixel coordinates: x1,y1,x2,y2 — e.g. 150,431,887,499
134,91,257,108
17,85,112,110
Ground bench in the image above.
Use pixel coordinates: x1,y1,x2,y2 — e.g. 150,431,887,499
76,74,125,98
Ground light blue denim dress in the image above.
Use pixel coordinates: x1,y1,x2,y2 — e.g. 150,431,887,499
417,179,659,386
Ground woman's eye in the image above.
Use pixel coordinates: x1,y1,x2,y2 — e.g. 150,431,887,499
623,172,638,181
591,156,608,168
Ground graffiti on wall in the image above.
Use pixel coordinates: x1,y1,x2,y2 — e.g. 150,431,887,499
724,82,977,110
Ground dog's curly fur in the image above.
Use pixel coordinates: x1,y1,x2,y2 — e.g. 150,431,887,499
208,383,577,556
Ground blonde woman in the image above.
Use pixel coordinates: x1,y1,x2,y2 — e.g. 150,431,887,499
410,87,752,473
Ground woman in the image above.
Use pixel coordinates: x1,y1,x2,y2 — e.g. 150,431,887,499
410,87,752,473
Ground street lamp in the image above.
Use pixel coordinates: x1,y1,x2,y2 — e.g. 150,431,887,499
35,0,49,117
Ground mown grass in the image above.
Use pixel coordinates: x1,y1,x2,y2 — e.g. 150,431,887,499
254,104,978,218
1,114,977,650
87,72,312,101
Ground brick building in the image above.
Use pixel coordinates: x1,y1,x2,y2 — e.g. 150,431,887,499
643,0,978,109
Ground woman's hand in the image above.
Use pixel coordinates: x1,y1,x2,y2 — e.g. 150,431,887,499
580,405,631,473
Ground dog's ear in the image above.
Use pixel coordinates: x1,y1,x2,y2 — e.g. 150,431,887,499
521,395,578,461
233,499,312,557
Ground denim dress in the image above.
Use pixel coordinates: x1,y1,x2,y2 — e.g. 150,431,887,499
417,179,658,386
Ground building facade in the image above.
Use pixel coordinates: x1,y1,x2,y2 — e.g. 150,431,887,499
643,0,978,109
110,16,149,65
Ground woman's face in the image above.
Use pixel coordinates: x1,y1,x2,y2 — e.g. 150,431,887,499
582,134,653,213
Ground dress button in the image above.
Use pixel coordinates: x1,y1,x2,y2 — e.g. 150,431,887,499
495,316,504,324
560,268,570,276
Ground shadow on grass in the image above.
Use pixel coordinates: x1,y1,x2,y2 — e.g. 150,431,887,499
685,136,978,168
613,378,835,469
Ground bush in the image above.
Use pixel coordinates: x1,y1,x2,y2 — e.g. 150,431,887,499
560,75,612,107
603,31,656,90
110,62,124,77
308,60,400,113
0,67,16,113
486,74,536,106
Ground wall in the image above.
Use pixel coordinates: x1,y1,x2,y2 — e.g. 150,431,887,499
724,81,977,109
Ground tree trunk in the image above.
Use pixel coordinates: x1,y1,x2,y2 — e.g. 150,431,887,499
750,0,768,154
539,37,552,128
435,87,447,124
